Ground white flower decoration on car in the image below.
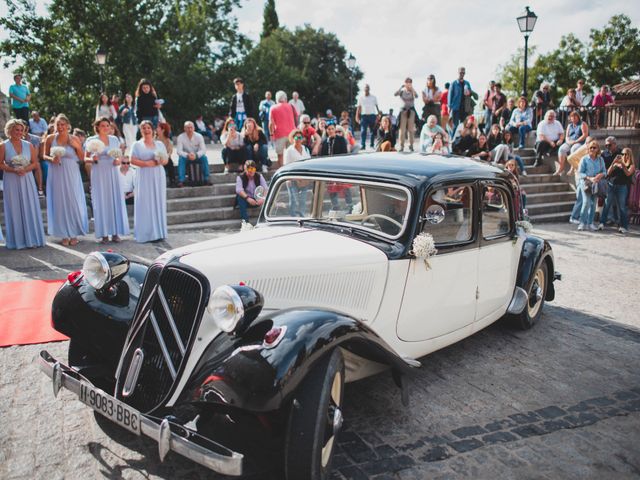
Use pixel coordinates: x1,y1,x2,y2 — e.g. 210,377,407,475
516,220,533,233
154,150,168,162
410,232,438,270
10,154,30,168
50,146,66,158
85,139,105,154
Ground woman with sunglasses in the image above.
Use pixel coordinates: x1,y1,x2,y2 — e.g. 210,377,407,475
220,117,247,173
284,129,311,165
598,148,635,233
242,118,270,172
576,140,606,231
130,120,168,242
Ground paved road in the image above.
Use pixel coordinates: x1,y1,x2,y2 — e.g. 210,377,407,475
0,223,639,479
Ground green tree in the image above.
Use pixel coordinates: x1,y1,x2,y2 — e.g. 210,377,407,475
0,0,245,129
241,25,363,117
532,34,588,95
586,14,640,87
261,0,279,40
495,46,540,98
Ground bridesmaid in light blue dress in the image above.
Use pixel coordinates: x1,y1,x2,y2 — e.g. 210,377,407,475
130,120,168,242
86,117,129,243
0,119,45,249
43,114,89,246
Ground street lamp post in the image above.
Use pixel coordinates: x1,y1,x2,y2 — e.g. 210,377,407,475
347,54,356,125
95,47,108,93
516,6,537,99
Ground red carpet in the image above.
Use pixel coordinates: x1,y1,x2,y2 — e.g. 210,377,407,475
0,280,68,347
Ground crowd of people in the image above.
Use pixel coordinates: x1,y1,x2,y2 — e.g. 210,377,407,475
1,69,636,247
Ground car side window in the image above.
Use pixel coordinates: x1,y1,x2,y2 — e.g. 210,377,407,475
421,185,473,245
482,186,511,238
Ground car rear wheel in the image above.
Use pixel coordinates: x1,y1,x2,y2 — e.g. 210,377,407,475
284,348,344,480
512,262,548,330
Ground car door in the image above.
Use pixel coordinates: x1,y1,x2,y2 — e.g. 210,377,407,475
397,184,478,342
475,182,520,325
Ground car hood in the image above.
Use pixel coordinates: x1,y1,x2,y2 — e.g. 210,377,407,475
176,226,389,321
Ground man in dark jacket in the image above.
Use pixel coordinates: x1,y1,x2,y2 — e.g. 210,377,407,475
320,123,348,156
229,78,255,130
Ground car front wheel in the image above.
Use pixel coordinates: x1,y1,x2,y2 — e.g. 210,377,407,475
284,348,345,480
512,262,548,330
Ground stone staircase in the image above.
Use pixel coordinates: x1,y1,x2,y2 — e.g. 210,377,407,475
516,147,576,223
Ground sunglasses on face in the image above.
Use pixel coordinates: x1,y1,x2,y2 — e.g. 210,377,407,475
589,147,598,151
246,166,256,171
303,121,310,124
294,135,303,140
122,162,130,164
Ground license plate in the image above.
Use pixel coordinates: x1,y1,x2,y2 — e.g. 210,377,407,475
78,382,141,435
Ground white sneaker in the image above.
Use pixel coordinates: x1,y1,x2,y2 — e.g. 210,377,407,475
589,224,599,231
522,170,528,176
577,223,585,231
223,167,229,174
262,165,268,173
619,227,628,234
569,217,580,225
597,223,604,231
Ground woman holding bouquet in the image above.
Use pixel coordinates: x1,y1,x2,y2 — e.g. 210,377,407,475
85,116,129,243
130,120,168,242
43,114,89,246
0,119,45,249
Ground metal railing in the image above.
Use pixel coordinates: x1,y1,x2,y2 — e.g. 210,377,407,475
555,103,640,130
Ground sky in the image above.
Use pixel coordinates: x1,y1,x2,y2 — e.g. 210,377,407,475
2,0,639,112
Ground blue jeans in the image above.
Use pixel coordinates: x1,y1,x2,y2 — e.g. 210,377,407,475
579,188,597,225
451,109,464,131
141,115,159,128
287,182,311,216
601,184,629,229
234,112,247,130
178,155,209,182
509,125,532,148
237,195,258,221
483,109,493,135
245,144,271,168
570,185,583,221
360,114,377,148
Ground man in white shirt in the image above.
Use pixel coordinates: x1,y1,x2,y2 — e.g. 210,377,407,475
535,110,565,166
194,114,214,142
176,121,210,187
29,111,48,137
355,84,379,150
289,91,305,116
119,156,136,204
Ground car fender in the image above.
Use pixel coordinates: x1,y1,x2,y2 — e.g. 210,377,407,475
52,262,148,367
176,308,415,413
516,235,555,301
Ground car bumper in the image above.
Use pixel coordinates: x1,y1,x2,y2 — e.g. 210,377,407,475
38,350,244,476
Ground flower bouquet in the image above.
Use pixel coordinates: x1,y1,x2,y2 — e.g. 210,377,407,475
50,146,66,158
108,148,122,159
85,139,105,155
10,154,30,168
154,150,168,163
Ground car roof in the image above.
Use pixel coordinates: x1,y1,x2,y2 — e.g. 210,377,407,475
276,152,507,189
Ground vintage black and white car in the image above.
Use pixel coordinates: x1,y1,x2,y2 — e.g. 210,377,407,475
40,153,559,479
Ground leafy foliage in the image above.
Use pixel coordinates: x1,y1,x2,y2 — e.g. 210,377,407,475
0,0,245,129
261,0,279,40
240,25,363,117
497,14,640,100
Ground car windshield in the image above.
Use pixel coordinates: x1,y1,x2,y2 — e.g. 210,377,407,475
265,177,410,238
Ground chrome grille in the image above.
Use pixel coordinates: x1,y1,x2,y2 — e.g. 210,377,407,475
116,265,205,413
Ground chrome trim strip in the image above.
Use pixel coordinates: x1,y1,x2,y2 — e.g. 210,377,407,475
115,309,151,380
150,312,177,379
38,351,243,476
122,348,145,397
158,287,186,355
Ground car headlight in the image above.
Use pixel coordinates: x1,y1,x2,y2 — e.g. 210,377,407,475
208,284,264,334
82,252,130,290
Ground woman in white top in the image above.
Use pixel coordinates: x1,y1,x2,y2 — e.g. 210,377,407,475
284,129,310,165
95,93,117,121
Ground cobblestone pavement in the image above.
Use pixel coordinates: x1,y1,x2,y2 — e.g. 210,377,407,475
0,223,639,479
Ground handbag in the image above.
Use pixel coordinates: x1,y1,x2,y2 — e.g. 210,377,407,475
591,178,609,198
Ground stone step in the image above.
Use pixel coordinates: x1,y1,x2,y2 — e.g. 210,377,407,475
522,182,573,194
524,164,553,175
167,195,235,211
168,219,244,232
529,212,573,224
519,173,561,184
167,184,236,199
525,200,576,216
525,191,577,205
166,206,259,225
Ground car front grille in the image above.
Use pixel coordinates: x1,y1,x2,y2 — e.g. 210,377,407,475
115,264,206,413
